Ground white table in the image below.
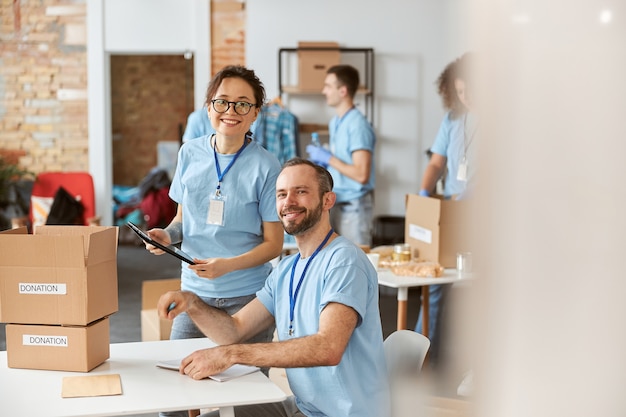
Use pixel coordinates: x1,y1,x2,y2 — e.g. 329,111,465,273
0,338,286,417
378,269,473,336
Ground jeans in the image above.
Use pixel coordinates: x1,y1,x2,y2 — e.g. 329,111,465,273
415,284,450,364
160,293,276,417
330,191,373,246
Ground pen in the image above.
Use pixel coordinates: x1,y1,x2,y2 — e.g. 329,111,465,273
167,302,176,313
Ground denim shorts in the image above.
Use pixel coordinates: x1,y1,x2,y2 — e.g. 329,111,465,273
330,191,374,246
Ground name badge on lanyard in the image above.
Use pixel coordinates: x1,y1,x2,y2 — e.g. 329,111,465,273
457,157,468,182
207,135,248,226
207,193,226,226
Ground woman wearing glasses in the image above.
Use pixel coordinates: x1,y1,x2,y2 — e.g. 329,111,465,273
145,66,283,405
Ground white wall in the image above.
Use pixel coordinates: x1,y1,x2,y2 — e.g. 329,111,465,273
103,0,211,111
105,0,194,54
246,0,470,216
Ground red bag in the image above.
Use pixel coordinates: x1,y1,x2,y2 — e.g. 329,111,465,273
139,187,176,229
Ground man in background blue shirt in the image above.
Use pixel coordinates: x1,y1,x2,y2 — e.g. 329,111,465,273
306,65,376,246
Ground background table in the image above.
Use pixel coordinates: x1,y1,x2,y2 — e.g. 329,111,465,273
0,338,286,417
378,269,472,336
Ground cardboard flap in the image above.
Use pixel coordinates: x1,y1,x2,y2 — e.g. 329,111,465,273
0,226,28,235
405,195,441,262
85,227,118,265
61,374,122,398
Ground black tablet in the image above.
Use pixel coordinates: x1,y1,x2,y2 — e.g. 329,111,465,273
126,221,196,265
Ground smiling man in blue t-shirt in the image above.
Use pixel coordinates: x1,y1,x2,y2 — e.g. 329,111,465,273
157,158,390,417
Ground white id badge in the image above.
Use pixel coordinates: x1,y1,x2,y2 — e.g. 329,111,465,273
207,195,226,226
457,159,468,182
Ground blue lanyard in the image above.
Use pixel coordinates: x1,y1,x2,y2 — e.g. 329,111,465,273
212,134,248,196
288,228,334,336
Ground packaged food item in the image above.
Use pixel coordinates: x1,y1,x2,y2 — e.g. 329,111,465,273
392,243,411,263
391,261,445,277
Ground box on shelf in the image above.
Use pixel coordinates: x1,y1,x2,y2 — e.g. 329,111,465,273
0,226,119,326
297,41,340,92
6,317,110,372
404,194,470,268
141,278,180,341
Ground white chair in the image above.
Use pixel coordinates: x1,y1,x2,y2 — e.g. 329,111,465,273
383,330,430,379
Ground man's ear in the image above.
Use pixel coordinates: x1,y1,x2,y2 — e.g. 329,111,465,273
324,191,337,210
339,85,349,99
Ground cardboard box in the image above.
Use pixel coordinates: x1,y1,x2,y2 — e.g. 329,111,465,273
404,194,469,268
141,278,180,341
0,226,119,326
298,41,340,92
6,317,110,372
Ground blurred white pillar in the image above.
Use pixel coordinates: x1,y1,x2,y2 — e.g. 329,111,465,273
465,1,626,416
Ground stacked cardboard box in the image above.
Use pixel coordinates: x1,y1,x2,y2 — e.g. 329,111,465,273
0,226,119,372
141,278,180,341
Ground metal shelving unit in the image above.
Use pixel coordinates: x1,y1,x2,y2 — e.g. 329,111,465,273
277,47,375,125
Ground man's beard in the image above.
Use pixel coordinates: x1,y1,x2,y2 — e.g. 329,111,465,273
281,200,323,236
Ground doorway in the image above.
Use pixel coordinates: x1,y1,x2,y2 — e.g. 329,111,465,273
110,54,194,187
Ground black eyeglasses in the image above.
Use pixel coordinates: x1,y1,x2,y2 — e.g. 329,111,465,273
210,99,257,115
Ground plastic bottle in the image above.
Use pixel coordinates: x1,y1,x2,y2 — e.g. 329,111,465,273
311,132,321,147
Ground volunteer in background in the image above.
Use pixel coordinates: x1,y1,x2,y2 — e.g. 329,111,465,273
416,53,476,364
181,106,215,143
306,65,376,247
143,65,284,417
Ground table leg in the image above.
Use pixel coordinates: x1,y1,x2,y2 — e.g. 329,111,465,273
421,286,429,338
219,406,235,417
396,287,408,330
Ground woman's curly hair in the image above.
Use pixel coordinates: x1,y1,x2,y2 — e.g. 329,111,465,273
436,53,471,118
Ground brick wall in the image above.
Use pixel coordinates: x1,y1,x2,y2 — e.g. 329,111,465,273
0,0,246,178
0,0,88,173
211,0,246,74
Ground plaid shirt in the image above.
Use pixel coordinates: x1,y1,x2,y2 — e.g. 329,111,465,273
253,103,298,164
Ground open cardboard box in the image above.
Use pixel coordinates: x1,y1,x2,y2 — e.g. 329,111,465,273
0,226,118,326
404,194,470,268
6,317,110,372
141,278,180,341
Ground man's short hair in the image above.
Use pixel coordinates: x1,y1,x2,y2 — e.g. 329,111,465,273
282,158,334,195
327,65,359,98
